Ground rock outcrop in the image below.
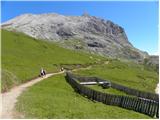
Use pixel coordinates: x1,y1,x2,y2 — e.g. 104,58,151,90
2,13,149,61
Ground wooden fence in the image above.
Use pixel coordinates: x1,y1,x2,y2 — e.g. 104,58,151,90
73,74,159,102
65,72,159,118
111,82,159,102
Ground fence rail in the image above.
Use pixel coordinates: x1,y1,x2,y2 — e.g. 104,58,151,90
65,72,159,118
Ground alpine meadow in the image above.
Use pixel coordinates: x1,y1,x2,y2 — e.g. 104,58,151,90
1,1,159,119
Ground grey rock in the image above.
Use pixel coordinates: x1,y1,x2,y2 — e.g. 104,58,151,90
87,42,106,48
2,13,150,62
147,55,159,66
143,55,159,72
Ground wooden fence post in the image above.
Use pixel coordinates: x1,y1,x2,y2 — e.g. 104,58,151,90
135,98,140,112
131,98,137,111
144,100,150,115
104,94,108,104
150,101,157,118
119,96,123,107
125,97,130,109
148,101,153,116
156,102,159,118
107,95,112,105
122,96,127,108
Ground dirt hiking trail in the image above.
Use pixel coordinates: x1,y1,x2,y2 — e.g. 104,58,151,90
1,65,93,119
155,83,159,94
1,61,158,118
1,71,64,119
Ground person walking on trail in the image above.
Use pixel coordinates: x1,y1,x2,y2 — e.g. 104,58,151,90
40,68,46,77
43,69,46,75
60,67,64,72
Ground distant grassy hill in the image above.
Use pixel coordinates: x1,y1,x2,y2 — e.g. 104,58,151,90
1,30,105,91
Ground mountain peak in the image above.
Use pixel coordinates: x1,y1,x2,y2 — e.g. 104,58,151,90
82,11,90,17
2,13,149,61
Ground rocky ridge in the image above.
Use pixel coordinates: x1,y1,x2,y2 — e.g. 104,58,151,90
2,13,150,61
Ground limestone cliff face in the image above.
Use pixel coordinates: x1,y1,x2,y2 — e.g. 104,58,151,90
2,13,149,61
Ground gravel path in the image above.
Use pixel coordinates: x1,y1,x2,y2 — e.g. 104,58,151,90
155,83,159,94
1,71,64,119
0,62,106,119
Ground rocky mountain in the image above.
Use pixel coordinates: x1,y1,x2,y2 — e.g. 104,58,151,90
144,55,159,73
2,13,149,61
148,55,159,65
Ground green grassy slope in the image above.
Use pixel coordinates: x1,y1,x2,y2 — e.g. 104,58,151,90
16,74,151,119
74,60,158,93
2,29,158,118
87,85,133,96
1,30,105,91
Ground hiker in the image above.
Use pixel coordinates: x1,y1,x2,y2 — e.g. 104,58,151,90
43,69,46,75
40,68,46,77
60,67,64,71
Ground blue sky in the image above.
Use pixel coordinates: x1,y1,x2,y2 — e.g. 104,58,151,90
1,1,158,55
